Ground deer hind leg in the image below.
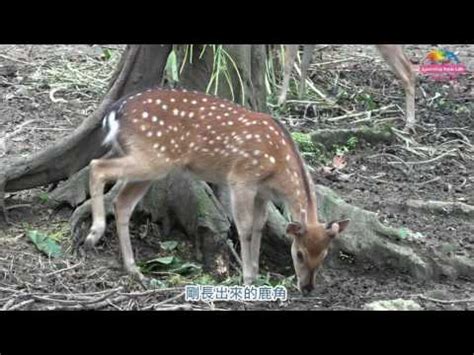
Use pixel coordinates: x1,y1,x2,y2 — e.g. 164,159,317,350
84,158,115,248
229,184,258,285
113,180,152,280
278,45,298,105
249,195,268,278
376,45,416,130
298,44,315,98
85,156,164,247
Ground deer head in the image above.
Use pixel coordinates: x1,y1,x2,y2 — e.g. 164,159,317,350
287,219,350,294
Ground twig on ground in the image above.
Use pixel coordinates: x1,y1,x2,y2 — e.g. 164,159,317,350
31,287,122,305
226,239,242,268
141,292,186,310
5,204,32,211
327,105,395,122
415,177,441,186
153,304,194,311
7,299,35,310
367,153,411,172
391,149,457,166
118,287,183,298
1,297,18,310
44,262,83,277
418,294,474,304
0,53,34,65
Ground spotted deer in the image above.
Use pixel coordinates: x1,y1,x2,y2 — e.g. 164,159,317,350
278,45,416,130
85,88,350,294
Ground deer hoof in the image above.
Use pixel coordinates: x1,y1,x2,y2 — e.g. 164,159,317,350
83,233,99,249
243,274,257,286
128,266,148,288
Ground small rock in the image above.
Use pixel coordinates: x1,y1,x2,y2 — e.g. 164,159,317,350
363,299,423,310
425,289,451,300
338,173,352,182
0,64,17,77
15,86,30,96
82,45,105,58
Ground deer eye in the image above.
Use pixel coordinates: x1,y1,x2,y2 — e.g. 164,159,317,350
296,251,304,262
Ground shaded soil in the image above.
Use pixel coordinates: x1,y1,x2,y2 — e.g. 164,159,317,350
0,45,472,310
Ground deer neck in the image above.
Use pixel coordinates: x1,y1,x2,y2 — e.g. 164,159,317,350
267,120,320,227
287,173,319,226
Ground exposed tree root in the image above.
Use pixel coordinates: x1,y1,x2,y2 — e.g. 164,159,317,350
406,199,474,218
311,126,394,150
315,185,474,281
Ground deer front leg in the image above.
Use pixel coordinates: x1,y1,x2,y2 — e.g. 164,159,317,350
229,184,257,285
250,196,268,278
113,180,152,281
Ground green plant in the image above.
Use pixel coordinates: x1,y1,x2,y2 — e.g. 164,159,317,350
101,48,113,61
291,132,324,165
346,136,359,150
291,132,317,153
38,192,50,204
331,136,359,156
140,255,201,277
165,50,179,83
160,240,179,251
265,51,277,97
221,275,242,286
27,230,62,258
193,273,218,285
170,45,246,105
356,92,377,110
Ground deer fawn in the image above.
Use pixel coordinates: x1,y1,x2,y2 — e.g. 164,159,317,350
85,88,350,294
278,45,416,130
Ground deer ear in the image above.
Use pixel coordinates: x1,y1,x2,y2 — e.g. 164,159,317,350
286,222,306,238
325,219,350,238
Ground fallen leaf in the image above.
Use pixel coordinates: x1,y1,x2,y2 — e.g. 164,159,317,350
27,230,62,258
332,155,347,170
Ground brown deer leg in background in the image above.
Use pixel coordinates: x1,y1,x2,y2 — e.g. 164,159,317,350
113,180,152,280
278,45,298,105
376,45,416,131
250,195,268,278
229,184,257,285
298,44,315,98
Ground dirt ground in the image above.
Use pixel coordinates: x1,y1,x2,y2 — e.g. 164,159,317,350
0,45,472,310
